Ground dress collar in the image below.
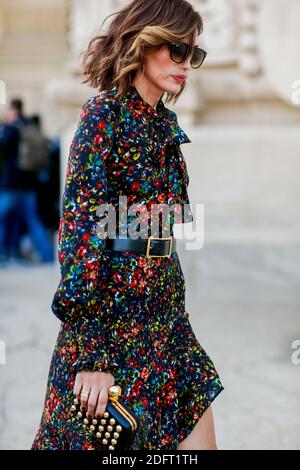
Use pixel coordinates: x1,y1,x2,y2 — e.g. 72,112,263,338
117,84,191,146
122,83,166,119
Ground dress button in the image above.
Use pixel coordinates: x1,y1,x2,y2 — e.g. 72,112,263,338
184,311,189,319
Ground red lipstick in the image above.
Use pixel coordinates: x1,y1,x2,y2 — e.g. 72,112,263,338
172,75,187,84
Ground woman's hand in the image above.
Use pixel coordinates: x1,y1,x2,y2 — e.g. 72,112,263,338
73,371,115,419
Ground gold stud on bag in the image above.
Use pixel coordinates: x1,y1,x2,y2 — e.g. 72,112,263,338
71,385,139,450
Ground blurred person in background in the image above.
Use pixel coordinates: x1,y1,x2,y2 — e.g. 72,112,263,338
0,98,25,262
35,131,60,236
0,98,54,264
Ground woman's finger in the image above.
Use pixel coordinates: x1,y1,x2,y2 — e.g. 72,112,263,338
73,373,83,400
110,374,115,387
87,385,101,419
80,384,91,412
95,387,109,419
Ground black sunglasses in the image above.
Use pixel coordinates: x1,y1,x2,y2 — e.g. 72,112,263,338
167,43,207,69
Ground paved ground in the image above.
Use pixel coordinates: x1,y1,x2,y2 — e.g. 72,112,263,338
0,244,299,450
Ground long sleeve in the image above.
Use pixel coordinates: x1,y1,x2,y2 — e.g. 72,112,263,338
51,96,117,374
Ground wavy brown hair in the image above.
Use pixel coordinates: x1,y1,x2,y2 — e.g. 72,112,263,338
80,0,203,105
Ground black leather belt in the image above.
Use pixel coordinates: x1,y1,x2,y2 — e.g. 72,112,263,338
104,236,176,258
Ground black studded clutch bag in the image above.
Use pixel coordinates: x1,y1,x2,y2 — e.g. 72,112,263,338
71,385,139,450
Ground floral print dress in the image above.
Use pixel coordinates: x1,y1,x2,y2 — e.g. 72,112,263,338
31,84,224,450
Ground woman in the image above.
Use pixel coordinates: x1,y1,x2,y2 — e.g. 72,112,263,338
31,0,224,451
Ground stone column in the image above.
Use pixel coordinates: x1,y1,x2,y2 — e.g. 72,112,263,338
258,0,300,107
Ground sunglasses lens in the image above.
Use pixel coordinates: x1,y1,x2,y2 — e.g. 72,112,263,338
191,48,206,68
170,43,189,63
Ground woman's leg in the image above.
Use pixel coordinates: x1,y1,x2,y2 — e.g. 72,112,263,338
20,189,54,262
176,405,218,450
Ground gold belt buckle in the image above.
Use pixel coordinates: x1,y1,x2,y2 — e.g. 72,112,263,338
146,236,173,259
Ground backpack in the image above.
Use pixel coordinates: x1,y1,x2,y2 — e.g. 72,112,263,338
18,122,50,172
